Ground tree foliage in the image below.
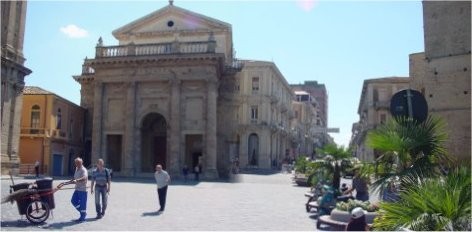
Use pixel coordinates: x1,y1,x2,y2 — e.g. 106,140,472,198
373,166,471,231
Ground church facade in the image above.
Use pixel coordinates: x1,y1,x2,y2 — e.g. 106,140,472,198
74,3,245,178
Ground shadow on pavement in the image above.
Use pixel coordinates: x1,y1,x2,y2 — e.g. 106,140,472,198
41,218,98,229
141,211,162,217
239,169,281,175
1,219,36,228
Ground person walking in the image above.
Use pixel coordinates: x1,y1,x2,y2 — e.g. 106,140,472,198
154,164,170,213
90,159,111,219
71,157,88,222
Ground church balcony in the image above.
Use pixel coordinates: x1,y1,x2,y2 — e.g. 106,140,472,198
95,41,217,58
373,100,390,110
224,58,244,74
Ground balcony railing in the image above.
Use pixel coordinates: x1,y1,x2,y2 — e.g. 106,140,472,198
20,128,46,135
374,100,390,109
95,41,217,58
20,128,67,138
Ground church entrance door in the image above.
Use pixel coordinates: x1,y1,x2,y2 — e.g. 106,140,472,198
141,113,167,172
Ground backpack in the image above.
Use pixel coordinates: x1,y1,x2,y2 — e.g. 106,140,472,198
104,168,110,182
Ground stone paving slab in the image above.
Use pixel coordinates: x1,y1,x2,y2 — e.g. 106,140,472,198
1,173,317,231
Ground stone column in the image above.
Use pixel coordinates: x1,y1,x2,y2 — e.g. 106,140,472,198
124,82,136,176
91,81,104,163
169,78,181,176
205,80,219,179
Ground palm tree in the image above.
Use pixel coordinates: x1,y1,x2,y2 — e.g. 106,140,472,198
316,143,352,191
373,166,471,231
366,116,451,193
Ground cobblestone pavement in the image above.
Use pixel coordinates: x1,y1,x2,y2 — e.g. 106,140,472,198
1,172,318,231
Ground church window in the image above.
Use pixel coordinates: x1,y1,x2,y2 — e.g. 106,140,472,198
30,105,40,134
167,20,174,27
251,106,258,123
57,108,62,129
252,77,259,92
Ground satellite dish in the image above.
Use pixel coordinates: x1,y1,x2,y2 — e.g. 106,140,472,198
390,89,428,123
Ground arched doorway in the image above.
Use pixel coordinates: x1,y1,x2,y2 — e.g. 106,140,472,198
248,133,259,166
141,113,167,172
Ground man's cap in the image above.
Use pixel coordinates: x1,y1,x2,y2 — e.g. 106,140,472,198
351,207,366,219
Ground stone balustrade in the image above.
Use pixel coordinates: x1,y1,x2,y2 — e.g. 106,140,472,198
95,41,217,58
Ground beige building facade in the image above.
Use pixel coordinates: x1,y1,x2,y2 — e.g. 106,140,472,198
228,60,294,169
409,1,471,163
291,91,318,157
351,77,410,162
1,1,32,175
74,3,244,179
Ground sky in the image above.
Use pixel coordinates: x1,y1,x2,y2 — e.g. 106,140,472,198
23,0,424,147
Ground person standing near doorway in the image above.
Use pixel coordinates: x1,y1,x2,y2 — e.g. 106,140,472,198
182,165,189,182
71,157,88,222
154,164,170,213
91,159,111,219
194,163,202,181
34,160,40,178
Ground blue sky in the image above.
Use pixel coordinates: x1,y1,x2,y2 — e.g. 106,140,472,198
23,0,424,147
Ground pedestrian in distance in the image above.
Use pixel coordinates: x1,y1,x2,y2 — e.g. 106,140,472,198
194,163,202,181
90,158,111,219
34,160,40,178
345,207,370,231
71,157,88,222
154,164,170,213
182,165,189,183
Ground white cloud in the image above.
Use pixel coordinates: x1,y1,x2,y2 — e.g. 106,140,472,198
60,24,89,38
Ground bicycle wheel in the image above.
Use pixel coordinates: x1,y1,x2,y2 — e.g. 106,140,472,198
25,200,50,224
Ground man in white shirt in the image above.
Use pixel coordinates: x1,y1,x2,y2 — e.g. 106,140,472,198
154,164,170,212
71,157,88,222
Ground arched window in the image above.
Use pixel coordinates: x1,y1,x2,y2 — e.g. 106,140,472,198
56,108,62,129
30,105,40,134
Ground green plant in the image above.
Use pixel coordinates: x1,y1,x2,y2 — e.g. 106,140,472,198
367,116,451,193
294,155,309,173
316,144,352,190
373,166,471,231
336,199,378,212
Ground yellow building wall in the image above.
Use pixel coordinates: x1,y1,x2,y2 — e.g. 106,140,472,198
20,93,85,176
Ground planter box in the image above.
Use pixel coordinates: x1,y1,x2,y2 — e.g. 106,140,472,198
330,209,378,224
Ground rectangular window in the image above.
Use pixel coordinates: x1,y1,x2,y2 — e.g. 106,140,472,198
252,77,259,92
251,106,258,123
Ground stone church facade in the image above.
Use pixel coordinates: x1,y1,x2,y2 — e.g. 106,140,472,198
1,1,32,175
74,3,244,178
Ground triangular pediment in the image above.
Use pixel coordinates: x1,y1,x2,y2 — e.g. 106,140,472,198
112,4,231,40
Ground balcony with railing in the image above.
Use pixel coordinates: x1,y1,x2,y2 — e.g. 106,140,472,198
95,41,217,58
20,128,68,139
374,100,390,110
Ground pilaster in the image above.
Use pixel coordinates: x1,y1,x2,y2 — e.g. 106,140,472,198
204,80,219,179
125,81,136,176
91,81,104,163
169,78,181,175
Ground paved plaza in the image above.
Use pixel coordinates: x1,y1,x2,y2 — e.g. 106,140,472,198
1,172,321,231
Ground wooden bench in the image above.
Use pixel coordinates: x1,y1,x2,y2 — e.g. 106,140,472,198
317,215,373,230
317,215,347,230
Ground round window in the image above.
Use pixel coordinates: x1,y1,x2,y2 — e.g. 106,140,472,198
167,21,174,27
